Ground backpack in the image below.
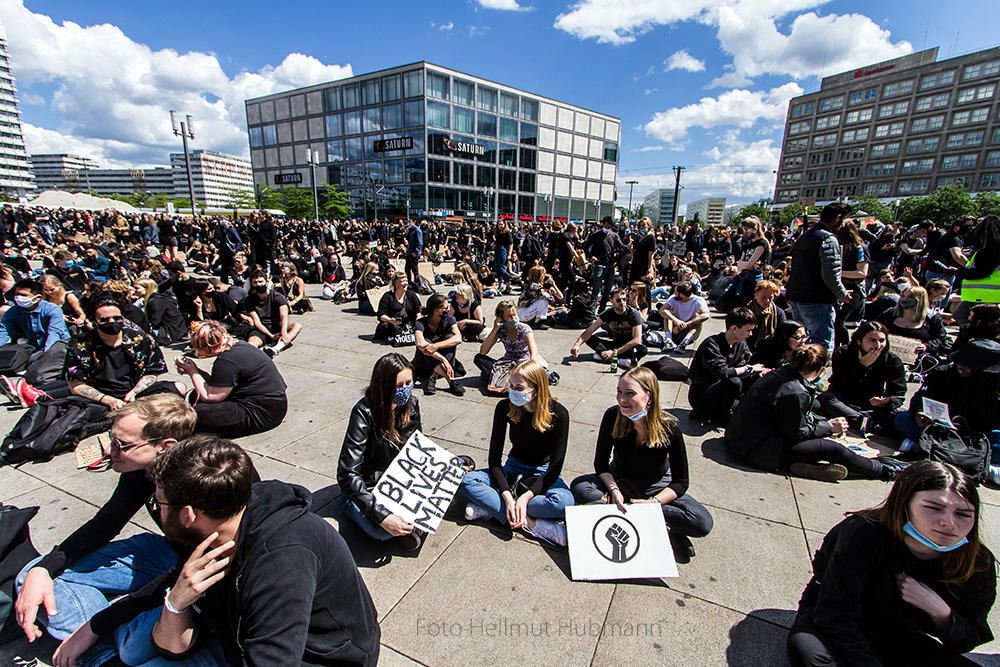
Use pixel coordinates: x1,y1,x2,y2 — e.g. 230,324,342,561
641,357,690,381
0,397,108,467
0,503,39,644
0,343,33,376
916,419,991,485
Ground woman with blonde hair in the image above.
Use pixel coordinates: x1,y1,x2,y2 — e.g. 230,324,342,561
132,277,186,344
173,320,287,436
39,274,85,330
279,262,313,314
572,366,714,559
456,262,483,302
460,359,573,546
877,285,949,373
355,261,385,315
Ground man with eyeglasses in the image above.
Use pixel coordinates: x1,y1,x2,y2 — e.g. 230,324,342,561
13,394,209,666
570,286,646,369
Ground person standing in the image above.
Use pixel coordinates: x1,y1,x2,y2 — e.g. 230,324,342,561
585,217,626,312
405,219,424,285
785,202,851,349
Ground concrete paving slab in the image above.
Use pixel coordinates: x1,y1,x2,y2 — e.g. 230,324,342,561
790,475,894,537
267,419,350,479
0,464,47,502
592,585,794,667
7,485,112,555
252,454,337,490
379,527,613,667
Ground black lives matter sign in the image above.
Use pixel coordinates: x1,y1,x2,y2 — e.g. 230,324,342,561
372,431,466,533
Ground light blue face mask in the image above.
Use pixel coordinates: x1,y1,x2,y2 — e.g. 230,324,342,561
504,318,520,329
903,513,970,553
625,407,648,422
508,388,533,406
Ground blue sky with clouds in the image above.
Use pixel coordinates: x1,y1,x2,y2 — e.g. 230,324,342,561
3,0,996,210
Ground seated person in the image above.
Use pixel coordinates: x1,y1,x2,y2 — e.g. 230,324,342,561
60,295,177,411
625,281,649,325
132,278,187,345
375,271,422,341
12,396,217,666
571,366,714,561
478,264,499,298
39,274,85,333
413,294,465,396
337,353,426,550
355,262,384,315
745,280,786,352
569,287,646,368
877,285,949,363
950,303,1000,354
656,281,709,352
787,461,996,666
893,339,1000,453
517,266,561,330
160,260,196,324
174,321,288,437
475,300,549,388
819,321,906,434
687,307,762,422
81,246,112,281
278,262,313,314
103,280,150,334
450,283,485,342
190,279,239,329
46,249,89,293
750,320,807,370
460,360,572,545
239,269,302,357
136,438,381,666
726,344,904,482
0,279,70,390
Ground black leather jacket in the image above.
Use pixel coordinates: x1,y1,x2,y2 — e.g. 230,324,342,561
337,395,421,526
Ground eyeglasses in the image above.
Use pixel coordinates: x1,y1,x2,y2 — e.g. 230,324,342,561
109,435,155,453
147,493,185,513
791,334,808,341
97,316,125,324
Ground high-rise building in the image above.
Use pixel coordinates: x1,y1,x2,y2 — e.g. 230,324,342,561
29,154,102,191
0,20,35,197
245,62,621,222
169,150,254,208
685,197,726,225
774,46,1000,206
642,188,677,226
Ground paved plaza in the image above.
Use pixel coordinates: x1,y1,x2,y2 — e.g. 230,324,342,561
1,287,999,666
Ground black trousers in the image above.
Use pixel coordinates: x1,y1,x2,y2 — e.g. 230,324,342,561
688,376,743,420
584,333,647,362
194,395,287,438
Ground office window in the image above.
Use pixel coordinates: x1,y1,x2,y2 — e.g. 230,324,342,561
427,72,449,101
953,111,971,126
792,105,803,117
477,113,497,137
453,79,474,106
883,80,913,97
519,148,536,170
362,79,380,106
809,152,833,165
403,70,423,98
499,169,516,190
381,75,401,103
789,121,811,134
499,92,518,117
839,147,865,161
902,160,918,173
403,101,423,127
499,117,518,143
454,162,474,186
324,87,341,112
819,96,843,111
983,174,1000,189
518,172,535,193
962,62,997,81
787,139,808,151
815,115,840,130
972,108,990,123
477,87,497,112
520,98,539,122
812,133,837,147
363,107,380,133
921,70,955,88
453,107,474,134
382,105,402,131
604,141,618,162
342,83,359,108
249,127,263,147
262,125,277,146
842,128,869,142
942,156,959,169
846,109,873,123
961,154,978,168
785,156,804,168
343,110,361,135
520,124,537,146
428,159,449,183
987,151,1000,166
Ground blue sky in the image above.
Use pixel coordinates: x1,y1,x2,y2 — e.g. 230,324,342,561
3,0,996,211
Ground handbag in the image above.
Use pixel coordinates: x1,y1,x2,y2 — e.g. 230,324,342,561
916,418,990,484
390,324,415,348
487,359,515,393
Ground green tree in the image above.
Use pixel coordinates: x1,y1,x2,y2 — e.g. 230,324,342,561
255,185,284,211
320,183,352,220
221,187,256,213
0,190,15,203
778,203,805,228
930,184,978,223
848,195,894,223
975,190,1000,218
279,187,315,219
894,196,934,227
736,204,768,223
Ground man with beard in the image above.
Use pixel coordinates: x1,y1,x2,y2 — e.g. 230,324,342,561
13,395,213,667
238,270,302,357
90,437,381,666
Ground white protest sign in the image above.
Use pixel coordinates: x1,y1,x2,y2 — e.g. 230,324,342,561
921,397,955,428
671,241,687,256
565,503,678,581
371,431,466,534
888,334,920,366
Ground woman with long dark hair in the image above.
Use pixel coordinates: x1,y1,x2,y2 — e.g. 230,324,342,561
413,294,466,396
714,216,771,312
787,461,996,666
750,320,808,369
337,352,425,550
571,366,714,560
460,360,573,545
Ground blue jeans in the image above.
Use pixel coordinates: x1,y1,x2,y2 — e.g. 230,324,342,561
343,496,393,541
650,286,671,300
495,246,511,285
459,457,574,524
591,264,616,311
790,302,836,350
15,533,225,667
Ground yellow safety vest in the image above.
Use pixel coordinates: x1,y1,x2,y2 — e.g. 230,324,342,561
959,251,1000,303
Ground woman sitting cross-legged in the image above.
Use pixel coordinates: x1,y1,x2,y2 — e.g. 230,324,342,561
173,320,288,437
374,271,421,342
412,294,466,396
571,366,714,560
459,360,573,546
787,461,996,667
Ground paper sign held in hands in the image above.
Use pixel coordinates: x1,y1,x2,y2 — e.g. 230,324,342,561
565,503,678,581
371,431,466,534
888,334,921,366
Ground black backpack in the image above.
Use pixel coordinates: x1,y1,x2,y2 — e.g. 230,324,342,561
0,397,107,467
0,503,39,644
916,420,991,485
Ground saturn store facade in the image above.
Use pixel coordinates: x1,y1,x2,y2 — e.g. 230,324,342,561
245,62,621,223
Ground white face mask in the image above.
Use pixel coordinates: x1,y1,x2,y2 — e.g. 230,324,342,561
14,295,39,309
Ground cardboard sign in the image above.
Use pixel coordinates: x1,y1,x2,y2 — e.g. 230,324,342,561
888,334,920,365
671,241,687,256
565,503,678,581
371,431,466,534
75,434,108,469
389,258,406,273
365,284,390,310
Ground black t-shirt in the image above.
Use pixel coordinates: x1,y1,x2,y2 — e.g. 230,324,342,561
842,244,871,288
378,290,421,324
629,233,656,281
739,238,771,273
415,314,457,343
242,290,289,332
496,231,513,248
927,230,962,271
211,342,287,401
93,345,133,397
597,306,642,342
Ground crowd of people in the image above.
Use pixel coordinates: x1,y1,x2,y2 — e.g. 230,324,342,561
1,198,998,665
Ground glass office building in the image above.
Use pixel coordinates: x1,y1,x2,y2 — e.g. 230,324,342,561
245,62,621,222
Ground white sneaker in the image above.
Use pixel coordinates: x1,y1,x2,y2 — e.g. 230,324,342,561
464,503,491,522
526,518,567,547
618,358,631,370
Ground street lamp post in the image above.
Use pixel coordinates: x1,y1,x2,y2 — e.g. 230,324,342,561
626,179,638,222
305,149,320,220
485,186,496,224
169,111,197,217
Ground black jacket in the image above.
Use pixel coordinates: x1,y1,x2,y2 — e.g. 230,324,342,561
785,222,848,304
826,344,906,411
794,515,995,665
688,331,751,398
725,365,833,470
337,395,421,526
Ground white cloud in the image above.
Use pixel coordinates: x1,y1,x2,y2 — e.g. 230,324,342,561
1,0,351,167
468,25,491,38
632,145,665,152
433,21,455,31
664,50,705,72
707,69,754,89
19,92,45,105
477,0,530,10
554,0,911,82
644,88,657,95
643,82,802,145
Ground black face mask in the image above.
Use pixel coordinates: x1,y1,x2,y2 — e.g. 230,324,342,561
98,321,124,336
254,285,268,294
